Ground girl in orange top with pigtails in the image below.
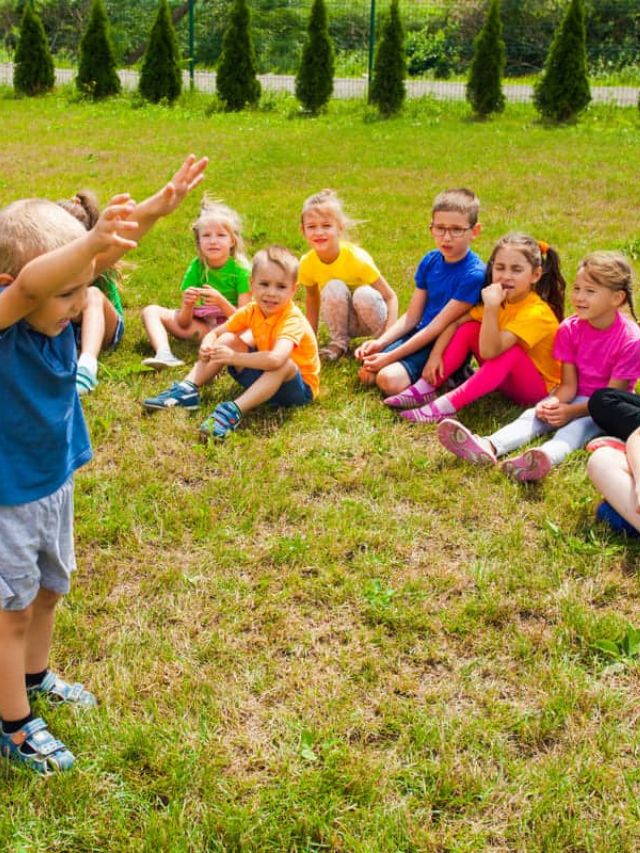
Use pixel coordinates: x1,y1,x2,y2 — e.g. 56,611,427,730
384,233,565,422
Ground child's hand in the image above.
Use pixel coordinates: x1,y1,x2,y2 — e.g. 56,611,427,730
145,155,208,219
182,287,202,307
206,343,234,367
90,194,138,253
481,282,505,309
201,285,222,307
198,331,218,359
539,399,572,426
424,354,444,385
354,339,380,361
362,351,390,372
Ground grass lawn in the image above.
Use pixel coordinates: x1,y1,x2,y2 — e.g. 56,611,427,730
1,88,640,852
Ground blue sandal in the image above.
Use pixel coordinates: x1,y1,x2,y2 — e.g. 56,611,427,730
27,671,97,707
1,718,75,775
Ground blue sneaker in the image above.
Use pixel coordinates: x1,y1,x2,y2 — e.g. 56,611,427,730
143,382,200,411
596,501,640,538
1,718,75,775
199,401,242,439
27,671,97,708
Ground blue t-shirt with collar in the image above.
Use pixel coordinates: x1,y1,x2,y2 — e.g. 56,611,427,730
414,249,486,330
0,318,91,505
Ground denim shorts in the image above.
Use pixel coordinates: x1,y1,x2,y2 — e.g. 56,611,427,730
228,364,313,407
382,332,434,384
0,478,76,611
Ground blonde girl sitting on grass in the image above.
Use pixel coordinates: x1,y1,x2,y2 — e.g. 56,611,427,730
438,251,640,481
141,197,251,369
298,189,398,361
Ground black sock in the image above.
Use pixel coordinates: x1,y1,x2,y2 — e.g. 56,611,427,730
2,713,36,754
25,669,48,689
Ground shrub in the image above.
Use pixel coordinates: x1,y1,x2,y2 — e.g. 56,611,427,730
534,0,591,122
216,0,261,111
138,0,182,104
370,0,405,117
406,28,460,79
466,0,506,116
76,0,121,99
13,0,54,96
295,0,334,115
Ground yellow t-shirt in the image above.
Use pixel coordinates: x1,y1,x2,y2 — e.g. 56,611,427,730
469,291,561,389
226,301,320,398
298,241,380,291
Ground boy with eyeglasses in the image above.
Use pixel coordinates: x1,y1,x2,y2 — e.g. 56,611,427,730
355,188,486,397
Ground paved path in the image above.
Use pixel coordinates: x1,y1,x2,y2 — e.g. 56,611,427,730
1,62,637,106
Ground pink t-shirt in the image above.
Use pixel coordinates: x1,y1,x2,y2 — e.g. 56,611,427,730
553,312,640,396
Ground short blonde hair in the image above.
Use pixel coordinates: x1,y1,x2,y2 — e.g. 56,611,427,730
432,188,480,227
0,199,86,278
192,195,247,263
252,245,298,283
578,251,636,320
300,188,356,234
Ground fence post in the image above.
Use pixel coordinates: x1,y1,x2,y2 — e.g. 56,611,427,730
367,0,376,102
188,0,195,90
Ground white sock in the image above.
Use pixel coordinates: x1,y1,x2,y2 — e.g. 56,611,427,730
155,348,174,360
77,353,97,378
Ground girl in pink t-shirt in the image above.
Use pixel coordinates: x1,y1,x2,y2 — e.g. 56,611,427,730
437,251,640,481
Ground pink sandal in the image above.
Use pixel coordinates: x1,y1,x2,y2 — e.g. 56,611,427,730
437,419,497,465
502,448,552,482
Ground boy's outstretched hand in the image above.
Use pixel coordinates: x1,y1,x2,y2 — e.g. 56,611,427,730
91,194,138,252
143,154,209,221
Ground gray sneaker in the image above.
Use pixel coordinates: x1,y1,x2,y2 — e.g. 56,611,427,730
143,382,200,411
142,354,185,370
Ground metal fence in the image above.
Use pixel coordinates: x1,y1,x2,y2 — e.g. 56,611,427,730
1,0,639,103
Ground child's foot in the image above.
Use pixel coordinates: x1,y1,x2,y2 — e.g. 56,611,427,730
319,342,347,362
27,671,97,708
437,419,497,465
142,352,185,370
199,401,242,439
357,365,377,385
502,448,552,482
1,718,75,775
596,501,640,537
586,436,626,454
399,395,456,424
384,378,437,409
143,381,200,411
76,365,98,397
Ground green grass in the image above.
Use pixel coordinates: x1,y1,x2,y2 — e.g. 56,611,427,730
1,88,640,851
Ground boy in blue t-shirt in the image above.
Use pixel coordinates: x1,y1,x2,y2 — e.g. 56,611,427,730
0,155,207,776
355,188,486,397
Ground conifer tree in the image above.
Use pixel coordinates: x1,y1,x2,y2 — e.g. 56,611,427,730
466,0,505,117
534,0,591,122
76,0,121,100
13,0,55,96
139,0,182,104
295,0,334,115
216,0,261,111
370,0,405,117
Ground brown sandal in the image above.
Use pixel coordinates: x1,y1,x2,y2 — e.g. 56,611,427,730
319,343,347,362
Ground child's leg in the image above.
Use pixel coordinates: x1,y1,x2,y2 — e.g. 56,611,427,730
76,289,122,395
489,408,553,457
375,335,432,396
0,607,32,721
588,388,640,440
141,306,211,368
320,279,352,358
350,286,387,339
588,447,640,534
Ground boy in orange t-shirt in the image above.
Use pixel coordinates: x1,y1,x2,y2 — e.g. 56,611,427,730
143,246,320,439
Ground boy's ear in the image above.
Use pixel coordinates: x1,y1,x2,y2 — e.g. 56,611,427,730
0,273,14,285
471,222,481,239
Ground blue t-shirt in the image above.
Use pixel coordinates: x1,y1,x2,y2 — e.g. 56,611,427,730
0,320,92,505
414,249,486,331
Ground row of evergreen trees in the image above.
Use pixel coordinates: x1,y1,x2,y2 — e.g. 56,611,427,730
11,0,613,122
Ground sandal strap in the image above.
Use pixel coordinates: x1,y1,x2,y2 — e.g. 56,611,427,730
1,717,75,773
28,670,97,707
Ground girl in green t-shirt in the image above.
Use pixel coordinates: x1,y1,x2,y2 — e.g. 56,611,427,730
141,197,251,370
58,190,125,396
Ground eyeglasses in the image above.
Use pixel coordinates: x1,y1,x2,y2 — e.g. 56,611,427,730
429,224,473,239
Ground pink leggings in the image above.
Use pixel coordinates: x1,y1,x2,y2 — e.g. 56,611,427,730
436,321,549,411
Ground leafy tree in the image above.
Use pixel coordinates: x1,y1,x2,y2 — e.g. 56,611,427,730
295,0,334,115
370,0,405,117
13,0,54,96
216,0,261,111
76,0,120,99
139,0,182,104
466,0,505,116
534,0,591,122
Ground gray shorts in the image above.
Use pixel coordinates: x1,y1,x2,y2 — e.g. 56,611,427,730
0,478,76,611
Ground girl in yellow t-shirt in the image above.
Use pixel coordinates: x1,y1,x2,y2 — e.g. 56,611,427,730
386,233,565,423
298,189,398,361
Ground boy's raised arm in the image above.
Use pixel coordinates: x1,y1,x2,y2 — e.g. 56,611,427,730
94,155,208,274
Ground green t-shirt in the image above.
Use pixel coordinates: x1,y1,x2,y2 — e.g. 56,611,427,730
93,268,123,316
180,257,250,307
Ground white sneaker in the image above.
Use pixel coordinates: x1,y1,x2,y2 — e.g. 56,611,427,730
142,354,185,370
